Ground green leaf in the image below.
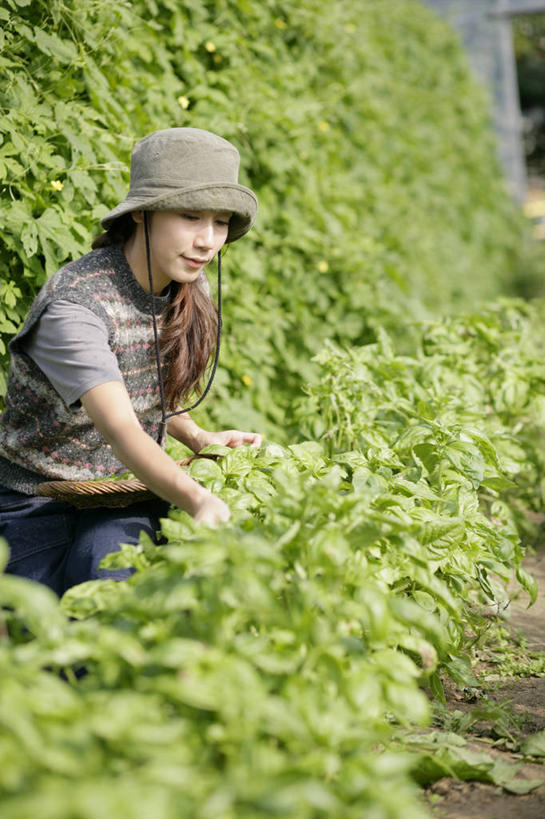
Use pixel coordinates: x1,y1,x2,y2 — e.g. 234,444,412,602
20,219,38,257
33,28,78,64
0,573,65,639
501,777,544,795
195,444,231,456
516,566,538,607
0,537,9,572
412,442,439,474
445,441,485,488
188,457,225,491
521,730,545,757
480,474,518,491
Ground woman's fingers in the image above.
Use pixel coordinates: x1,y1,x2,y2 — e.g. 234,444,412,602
192,492,231,524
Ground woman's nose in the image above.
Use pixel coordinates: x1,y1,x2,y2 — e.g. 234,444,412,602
194,220,215,248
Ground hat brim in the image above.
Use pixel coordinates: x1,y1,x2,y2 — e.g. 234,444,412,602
100,182,257,243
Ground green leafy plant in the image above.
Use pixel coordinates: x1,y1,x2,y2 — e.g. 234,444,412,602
2,300,545,814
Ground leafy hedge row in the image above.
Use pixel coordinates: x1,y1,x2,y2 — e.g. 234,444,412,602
2,299,545,817
0,0,539,432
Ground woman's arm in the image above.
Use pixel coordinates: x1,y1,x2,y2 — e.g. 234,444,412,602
167,412,262,452
81,381,230,524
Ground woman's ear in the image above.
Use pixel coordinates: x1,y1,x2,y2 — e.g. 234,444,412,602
131,210,144,224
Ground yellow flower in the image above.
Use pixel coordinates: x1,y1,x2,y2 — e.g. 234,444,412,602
241,374,254,386
345,23,356,33
318,260,329,273
177,95,190,109
213,54,222,64
205,41,216,52
50,180,64,191
523,198,545,219
275,18,287,29
318,120,330,132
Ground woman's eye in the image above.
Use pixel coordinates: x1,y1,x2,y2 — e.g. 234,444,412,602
180,213,199,220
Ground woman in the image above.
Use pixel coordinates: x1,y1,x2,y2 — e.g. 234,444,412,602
0,127,261,595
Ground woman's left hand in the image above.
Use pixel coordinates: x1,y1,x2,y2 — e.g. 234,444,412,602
201,429,263,450
166,413,262,453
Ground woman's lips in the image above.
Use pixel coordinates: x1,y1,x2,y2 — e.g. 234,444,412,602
182,255,209,269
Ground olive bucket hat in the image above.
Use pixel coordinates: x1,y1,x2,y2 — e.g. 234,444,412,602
101,127,258,242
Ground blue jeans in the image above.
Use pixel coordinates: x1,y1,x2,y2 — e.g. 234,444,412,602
0,486,170,596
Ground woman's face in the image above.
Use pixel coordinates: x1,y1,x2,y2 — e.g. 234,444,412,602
133,209,231,292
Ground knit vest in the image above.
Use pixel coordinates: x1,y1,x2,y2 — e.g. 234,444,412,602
0,245,171,494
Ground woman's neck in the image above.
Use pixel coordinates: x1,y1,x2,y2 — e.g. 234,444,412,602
123,228,169,294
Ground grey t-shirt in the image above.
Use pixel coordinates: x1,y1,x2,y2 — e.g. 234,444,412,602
23,299,124,409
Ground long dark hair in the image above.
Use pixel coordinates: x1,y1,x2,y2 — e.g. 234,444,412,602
92,216,218,410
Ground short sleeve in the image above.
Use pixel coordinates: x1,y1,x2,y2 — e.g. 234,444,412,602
23,299,124,409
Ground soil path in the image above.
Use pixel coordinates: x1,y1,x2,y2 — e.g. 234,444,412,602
430,548,545,818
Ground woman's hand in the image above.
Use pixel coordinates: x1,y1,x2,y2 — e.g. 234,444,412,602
201,429,263,450
192,490,231,524
167,414,262,453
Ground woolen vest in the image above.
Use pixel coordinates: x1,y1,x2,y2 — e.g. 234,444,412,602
0,245,171,494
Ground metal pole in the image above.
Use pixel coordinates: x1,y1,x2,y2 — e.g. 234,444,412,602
495,0,528,200
489,1,545,17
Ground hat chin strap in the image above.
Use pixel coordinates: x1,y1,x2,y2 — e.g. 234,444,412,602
143,212,223,446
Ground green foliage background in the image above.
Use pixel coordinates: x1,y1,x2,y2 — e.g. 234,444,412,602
0,0,538,433
2,1,545,816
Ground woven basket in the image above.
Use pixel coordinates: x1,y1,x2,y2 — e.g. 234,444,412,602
36,455,207,509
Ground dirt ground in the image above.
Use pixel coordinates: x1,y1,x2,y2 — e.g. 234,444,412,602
430,548,545,819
